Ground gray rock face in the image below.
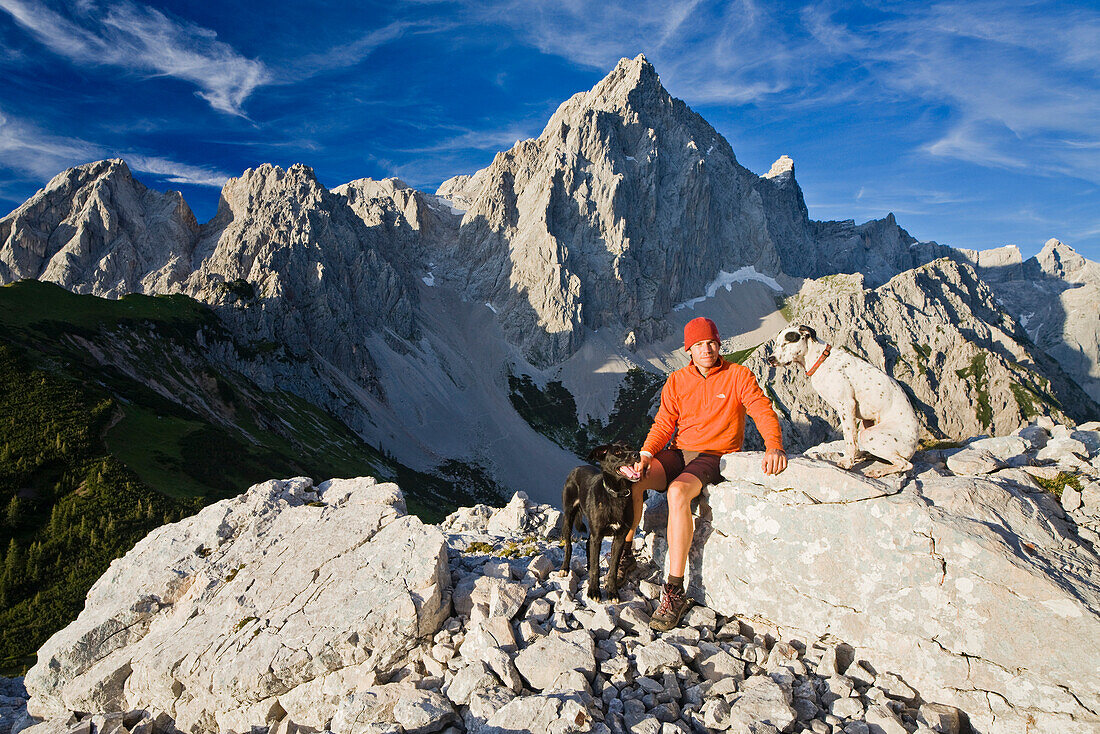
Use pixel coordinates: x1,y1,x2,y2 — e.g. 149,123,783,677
654,452,1100,734
513,630,596,690
750,257,1099,452
24,477,450,733
334,176,459,274
441,54,786,364
0,159,197,296
185,164,419,383
805,213,952,288
959,239,1100,405
754,158,951,288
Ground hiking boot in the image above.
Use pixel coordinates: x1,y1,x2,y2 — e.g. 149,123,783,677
650,583,692,632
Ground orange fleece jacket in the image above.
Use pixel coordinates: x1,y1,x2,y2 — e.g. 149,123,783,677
641,358,783,456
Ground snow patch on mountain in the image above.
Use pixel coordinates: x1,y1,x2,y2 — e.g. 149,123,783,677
674,266,784,311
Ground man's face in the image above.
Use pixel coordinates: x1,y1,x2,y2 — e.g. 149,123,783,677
689,338,721,369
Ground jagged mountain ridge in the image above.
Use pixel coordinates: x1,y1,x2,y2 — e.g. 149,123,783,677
746,258,1100,453
2,55,1099,503
0,159,198,297
954,238,1100,405
434,55,943,365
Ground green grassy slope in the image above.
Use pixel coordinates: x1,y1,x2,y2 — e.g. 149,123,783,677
0,280,490,673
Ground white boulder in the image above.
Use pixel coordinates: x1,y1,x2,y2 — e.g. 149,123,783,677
24,477,451,733
647,453,1100,734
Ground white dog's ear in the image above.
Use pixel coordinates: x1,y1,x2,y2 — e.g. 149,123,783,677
798,325,817,341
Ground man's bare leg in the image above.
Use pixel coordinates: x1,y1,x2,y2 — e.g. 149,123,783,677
623,460,667,545
665,473,704,579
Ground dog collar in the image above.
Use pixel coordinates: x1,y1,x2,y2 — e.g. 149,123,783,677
806,344,831,377
603,478,633,497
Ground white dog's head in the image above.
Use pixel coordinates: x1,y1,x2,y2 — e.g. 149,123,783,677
768,325,818,367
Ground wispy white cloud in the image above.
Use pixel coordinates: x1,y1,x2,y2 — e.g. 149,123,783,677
479,0,809,106
285,20,421,81
803,1,1100,184
0,111,96,179
396,123,543,154
123,155,230,187
0,0,269,115
449,0,1098,187
0,110,230,187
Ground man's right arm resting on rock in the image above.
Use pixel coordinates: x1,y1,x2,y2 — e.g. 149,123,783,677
637,378,678,476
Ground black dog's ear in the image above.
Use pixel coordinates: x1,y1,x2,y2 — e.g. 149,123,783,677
798,325,817,341
586,445,611,464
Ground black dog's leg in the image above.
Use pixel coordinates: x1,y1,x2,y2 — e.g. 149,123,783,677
606,532,627,602
586,528,603,600
560,503,576,575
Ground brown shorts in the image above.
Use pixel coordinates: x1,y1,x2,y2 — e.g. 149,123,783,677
653,449,722,488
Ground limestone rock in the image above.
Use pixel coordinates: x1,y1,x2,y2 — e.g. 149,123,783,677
514,630,596,691
961,239,1100,405
0,159,197,297
329,685,455,734
482,691,595,733
728,676,796,732
945,447,1001,475
664,453,1100,734
634,640,683,677
24,477,450,733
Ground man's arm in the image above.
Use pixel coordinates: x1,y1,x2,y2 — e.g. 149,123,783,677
636,376,679,475
738,369,787,475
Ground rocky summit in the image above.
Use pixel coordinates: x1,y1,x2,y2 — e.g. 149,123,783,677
6,421,1099,734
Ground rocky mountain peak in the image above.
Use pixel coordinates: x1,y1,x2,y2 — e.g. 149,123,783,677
444,56,783,365
762,155,795,180
0,158,197,296
187,162,419,378
214,163,326,216
586,53,663,107
1037,237,1090,281
43,157,134,191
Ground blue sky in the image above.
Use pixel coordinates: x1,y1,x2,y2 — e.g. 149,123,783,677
1,1,1098,262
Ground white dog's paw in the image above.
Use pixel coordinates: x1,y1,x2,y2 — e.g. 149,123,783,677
864,461,912,478
836,455,856,469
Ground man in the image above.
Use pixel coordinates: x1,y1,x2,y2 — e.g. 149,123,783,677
621,316,787,631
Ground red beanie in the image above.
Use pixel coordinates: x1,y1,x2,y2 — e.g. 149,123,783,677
683,317,720,351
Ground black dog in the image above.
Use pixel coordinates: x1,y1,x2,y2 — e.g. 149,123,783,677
560,443,640,601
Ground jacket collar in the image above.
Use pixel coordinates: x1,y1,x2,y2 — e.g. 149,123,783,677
688,356,729,378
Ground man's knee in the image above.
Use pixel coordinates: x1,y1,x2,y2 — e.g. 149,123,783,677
667,478,701,509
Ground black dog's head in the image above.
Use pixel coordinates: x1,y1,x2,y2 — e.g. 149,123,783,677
586,443,641,497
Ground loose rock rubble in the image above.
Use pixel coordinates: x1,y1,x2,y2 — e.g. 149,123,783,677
12,488,971,734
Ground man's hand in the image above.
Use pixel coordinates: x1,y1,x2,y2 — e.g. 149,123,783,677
762,448,787,475
633,454,653,478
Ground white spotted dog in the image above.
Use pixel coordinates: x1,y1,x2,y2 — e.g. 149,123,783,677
769,325,920,477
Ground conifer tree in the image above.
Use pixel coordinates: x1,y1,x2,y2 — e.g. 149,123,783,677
4,538,22,585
